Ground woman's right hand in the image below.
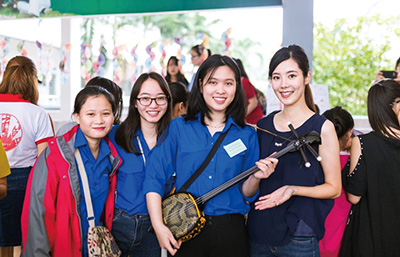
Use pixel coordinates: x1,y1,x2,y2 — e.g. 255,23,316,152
375,71,385,82
154,224,182,256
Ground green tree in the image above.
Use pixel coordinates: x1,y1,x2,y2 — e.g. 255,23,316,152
313,15,400,115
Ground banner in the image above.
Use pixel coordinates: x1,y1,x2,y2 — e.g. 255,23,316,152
0,0,281,19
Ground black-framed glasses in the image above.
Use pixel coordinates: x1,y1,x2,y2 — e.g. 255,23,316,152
136,96,169,106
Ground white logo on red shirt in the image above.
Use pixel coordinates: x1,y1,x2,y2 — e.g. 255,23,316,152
1,113,23,151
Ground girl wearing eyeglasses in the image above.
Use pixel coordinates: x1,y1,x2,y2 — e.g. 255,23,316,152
145,55,277,257
107,72,173,257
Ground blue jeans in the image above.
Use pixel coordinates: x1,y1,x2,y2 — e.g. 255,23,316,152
0,167,31,246
249,237,320,257
111,209,160,257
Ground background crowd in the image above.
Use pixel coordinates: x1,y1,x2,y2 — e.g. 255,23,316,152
0,43,399,257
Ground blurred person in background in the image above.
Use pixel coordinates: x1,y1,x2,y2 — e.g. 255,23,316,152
0,56,53,257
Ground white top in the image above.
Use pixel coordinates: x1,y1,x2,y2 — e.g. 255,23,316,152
0,95,53,168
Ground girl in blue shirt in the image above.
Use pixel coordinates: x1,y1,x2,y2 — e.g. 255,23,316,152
145,55,278,257
247,45,341,257
108,72,173,257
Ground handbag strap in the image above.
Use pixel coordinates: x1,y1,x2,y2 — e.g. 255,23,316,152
178,126,230,193
74,149,96,228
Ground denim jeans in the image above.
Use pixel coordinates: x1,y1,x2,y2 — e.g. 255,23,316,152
112,208,160,257
0,167,31,246
249,237,320,257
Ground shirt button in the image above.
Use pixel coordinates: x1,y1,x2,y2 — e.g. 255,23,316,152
63,175,67,179
209,175,212,179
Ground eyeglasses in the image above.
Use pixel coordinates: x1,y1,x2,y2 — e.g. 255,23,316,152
136,96,169,106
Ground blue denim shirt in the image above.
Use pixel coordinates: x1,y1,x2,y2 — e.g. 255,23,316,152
144,114,259,216
75,128,112,257
108,126,151,215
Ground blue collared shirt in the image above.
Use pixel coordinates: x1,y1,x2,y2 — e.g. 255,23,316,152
74,128,112,257
108,126,150,215
144,114,259,216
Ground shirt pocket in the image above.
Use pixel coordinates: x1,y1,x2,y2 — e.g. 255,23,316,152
218,147,248,177
178,144,210,174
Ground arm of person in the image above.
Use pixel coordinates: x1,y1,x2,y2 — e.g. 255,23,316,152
36,110,54,157
143,121,181,255
254,120,342,210
345,136,362,204
0,177,6,200
246,96,259,116
37,142,48,157
0,141,10,199
242,157,278,197
21,149,52,256
146,192,181,256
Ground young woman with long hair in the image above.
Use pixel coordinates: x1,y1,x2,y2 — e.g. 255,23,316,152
165,57,189,88
108,72,173,257
340,79,400,256
0,56,54,257
247,45,341,257
145,55,277,257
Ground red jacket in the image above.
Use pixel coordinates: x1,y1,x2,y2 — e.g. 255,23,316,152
21,125,121,257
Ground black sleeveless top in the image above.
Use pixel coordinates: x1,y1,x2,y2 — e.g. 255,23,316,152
247,112,333,246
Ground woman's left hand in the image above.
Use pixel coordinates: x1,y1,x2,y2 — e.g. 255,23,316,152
254,185,294,210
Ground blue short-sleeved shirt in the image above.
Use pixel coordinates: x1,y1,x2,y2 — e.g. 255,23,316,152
108,126,150,215
75,128,112,257
144,114,260,216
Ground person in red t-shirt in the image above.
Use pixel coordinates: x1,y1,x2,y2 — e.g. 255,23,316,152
234,59,264,125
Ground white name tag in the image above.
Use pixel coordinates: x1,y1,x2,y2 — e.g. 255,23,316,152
223,139,247,158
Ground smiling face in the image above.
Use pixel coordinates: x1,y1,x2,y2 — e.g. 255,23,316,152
201,65,236,115
135,78,168,127
271,58,311,107
74,95,114,145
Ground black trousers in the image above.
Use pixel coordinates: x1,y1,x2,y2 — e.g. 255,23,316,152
172,213,248,257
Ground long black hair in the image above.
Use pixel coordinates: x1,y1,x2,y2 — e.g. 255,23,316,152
269,44,316,112
368,79,400,140
115,72,172,154
185,54,246,128
165,56,188,86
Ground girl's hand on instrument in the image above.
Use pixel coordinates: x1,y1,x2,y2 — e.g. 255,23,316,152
253,157,278,180
155,224,182,255
254,185,294,210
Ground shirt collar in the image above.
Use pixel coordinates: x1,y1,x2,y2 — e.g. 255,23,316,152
74,127,88,148
74,127,111,160
0,94,31,103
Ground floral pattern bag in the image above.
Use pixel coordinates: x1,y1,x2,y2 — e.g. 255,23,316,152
87,226,121,257
75,150,121,257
